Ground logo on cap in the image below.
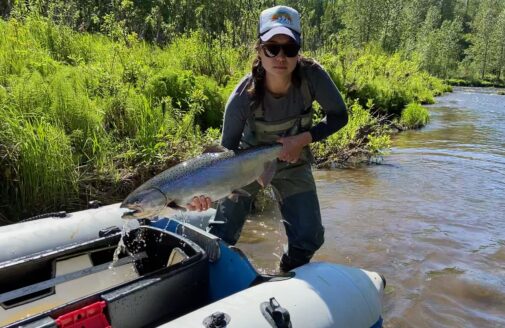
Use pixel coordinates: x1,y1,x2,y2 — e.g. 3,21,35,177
271,12,292,25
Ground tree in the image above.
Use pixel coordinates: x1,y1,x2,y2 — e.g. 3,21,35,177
491,9,505,80
467,0,502,80
379,0,407,52
341,0,384,47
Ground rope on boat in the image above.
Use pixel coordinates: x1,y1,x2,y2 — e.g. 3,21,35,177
21,211,67,222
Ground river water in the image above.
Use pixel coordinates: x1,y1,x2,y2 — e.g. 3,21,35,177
237,87,505,327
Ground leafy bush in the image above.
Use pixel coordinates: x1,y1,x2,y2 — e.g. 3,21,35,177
399,103,430,129
319,45,448,115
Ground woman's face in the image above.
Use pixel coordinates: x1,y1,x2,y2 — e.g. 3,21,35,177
259,34,299,79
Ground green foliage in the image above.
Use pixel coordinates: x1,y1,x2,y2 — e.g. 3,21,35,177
9,71,53,118
312,101,391,167
319,46,447,115
0,12,448,221
415,13,464,78
3,0,505,83
0,17,230,221
465,0,504,80
399,103,430,129
144,67,226,130
161,31,246,85
145,69,198,109
49,67,103,133
0,109,78,221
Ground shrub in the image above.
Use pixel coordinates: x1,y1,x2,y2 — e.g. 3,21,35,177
399,103,430,129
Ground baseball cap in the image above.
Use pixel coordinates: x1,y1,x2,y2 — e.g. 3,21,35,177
258,6,301,45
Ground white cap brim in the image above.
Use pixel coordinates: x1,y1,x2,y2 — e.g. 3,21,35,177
260,26,300,45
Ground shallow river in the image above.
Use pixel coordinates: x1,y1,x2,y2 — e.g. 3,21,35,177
237,87,505,328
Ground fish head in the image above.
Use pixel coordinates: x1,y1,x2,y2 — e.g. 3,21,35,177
120,188,168,220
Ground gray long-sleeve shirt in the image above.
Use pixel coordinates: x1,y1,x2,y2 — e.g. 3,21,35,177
221,63,348,150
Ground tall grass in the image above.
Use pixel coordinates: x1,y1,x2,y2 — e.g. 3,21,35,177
0,18,226,221
0,108,78,220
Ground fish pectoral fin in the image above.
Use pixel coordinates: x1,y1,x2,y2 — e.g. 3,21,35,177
167,201,187,212
228,189,251,202
257,160,277,188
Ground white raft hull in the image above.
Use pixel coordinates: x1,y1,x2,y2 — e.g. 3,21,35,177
0,204,214,262
161,263,384,328
0,205,385,328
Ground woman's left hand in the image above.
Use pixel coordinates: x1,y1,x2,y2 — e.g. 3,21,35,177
277,132,312,164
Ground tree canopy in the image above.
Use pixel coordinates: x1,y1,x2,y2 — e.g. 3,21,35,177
2,0,504,82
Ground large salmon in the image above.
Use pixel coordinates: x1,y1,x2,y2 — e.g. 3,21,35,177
121,145,282,219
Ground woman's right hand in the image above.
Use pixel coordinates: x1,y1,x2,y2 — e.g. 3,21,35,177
186,195,212,211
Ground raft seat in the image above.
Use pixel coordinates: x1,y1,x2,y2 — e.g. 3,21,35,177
0,226,209,328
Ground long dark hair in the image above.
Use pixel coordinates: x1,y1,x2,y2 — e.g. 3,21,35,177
247,40,315,108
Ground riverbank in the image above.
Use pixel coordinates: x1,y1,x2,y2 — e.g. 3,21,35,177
0,18,448,223
446,78,505,88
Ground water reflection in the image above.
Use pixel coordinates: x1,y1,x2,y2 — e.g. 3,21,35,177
237,87,505,327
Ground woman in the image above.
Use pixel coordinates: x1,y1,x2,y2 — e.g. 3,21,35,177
188,5,348,272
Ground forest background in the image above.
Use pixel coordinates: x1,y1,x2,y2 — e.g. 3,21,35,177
1,0,504,222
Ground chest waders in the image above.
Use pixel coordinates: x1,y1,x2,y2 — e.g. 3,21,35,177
207,73,325,272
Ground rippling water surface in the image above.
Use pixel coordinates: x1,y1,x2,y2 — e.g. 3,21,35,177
237,87,505,327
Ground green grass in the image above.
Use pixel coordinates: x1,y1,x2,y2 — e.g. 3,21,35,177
0,108,79,218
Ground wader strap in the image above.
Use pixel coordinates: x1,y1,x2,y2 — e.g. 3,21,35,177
246,72,313,144
300,77,312,113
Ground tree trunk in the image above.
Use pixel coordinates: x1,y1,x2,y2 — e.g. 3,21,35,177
497,42,505,81
482,41,489,80
0,0,13,18
381,1,392,49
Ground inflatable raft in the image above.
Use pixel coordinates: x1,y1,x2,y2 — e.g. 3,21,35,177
0,204,385,327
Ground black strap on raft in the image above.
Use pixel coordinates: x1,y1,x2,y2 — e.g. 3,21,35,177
260,297,292,328
88,200,103,208
21,200,103,222
203,311,230,328
21,211,67,222
98,226,121,238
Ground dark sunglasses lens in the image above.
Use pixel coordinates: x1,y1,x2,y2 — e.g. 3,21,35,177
263,44,300,58
283,44,300,57
264,44,281,57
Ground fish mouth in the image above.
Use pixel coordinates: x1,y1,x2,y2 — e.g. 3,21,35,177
121,204,143,219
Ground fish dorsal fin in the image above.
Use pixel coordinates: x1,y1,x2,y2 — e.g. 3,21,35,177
257,160,277,188
202,144,228,154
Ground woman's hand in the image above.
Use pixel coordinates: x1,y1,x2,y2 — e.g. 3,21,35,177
186,195,212,211
277,132,312,163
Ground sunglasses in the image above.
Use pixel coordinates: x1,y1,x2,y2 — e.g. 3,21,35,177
261,43,300,58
